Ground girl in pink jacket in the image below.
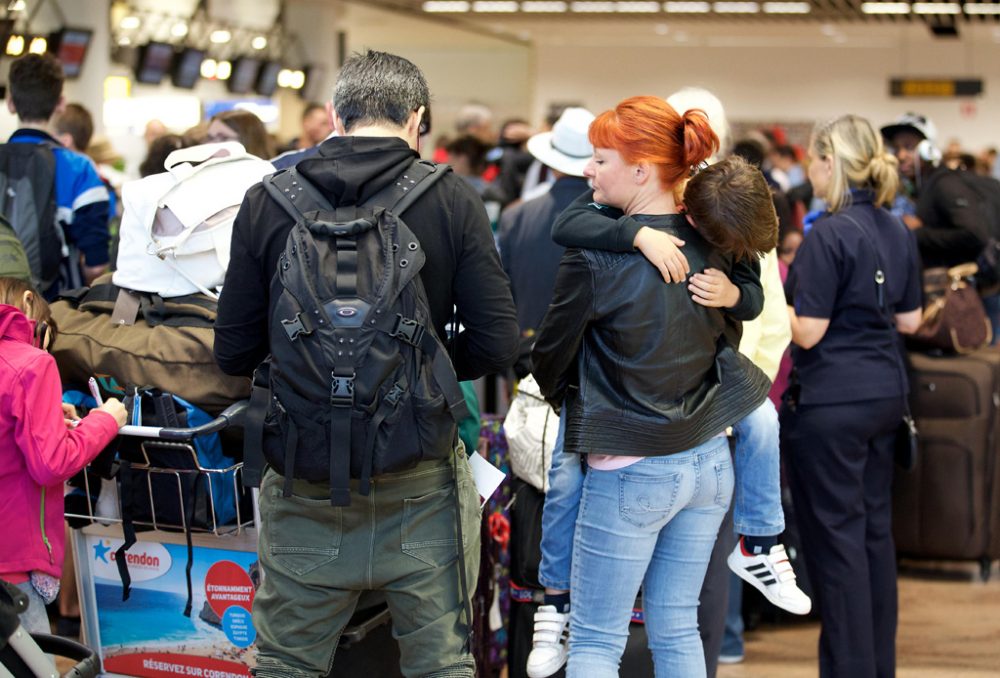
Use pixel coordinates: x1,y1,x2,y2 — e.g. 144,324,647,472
0,276,127,634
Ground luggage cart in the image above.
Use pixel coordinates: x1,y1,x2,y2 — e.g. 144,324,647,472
66,401,262,678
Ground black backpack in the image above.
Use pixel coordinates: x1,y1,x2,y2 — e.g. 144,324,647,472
245,159,470,506
945,170,1000,293
0,141,61,292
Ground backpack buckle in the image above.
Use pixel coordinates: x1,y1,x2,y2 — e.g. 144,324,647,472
385,383,405,406
391,315,425,348
330,370,355,407
282,312,313,341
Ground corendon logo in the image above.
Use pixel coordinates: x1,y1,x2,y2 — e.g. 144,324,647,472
89,537,171,582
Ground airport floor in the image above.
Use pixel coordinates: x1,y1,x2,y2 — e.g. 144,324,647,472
53,560,999,677
718,560,1000,678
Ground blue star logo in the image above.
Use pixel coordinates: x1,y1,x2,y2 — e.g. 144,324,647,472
93,541,111,563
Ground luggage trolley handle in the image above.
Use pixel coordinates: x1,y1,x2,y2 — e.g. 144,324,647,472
119,400,249,440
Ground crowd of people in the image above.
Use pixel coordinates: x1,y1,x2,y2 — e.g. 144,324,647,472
1,45,999,678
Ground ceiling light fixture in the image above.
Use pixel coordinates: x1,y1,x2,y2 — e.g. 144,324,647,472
860,2,911,14
912,2,960,13
422,0,471,10
762,1,810,13
252,35,268,49
664,1,711,11
210,29,232,43
171,22,189,38
965,2,1000,13
200,58,218,79
120,16,141,30
571,1,618,11
616,1,661,11
471,1,519,10
28,36,46,53
521,1,569,10
713,2,760,13
215,60,232,80
5,34,24,56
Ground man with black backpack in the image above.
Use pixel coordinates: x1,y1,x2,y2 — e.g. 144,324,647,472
882,113,1000,340
2,53,110,299
881,113,997,267
215,50,519,677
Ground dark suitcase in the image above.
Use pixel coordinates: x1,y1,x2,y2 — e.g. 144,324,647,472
325,593,403,678
892,348,1000,580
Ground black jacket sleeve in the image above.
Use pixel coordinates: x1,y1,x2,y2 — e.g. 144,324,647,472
551,190,640,252
727,257,764,321
214,195,271,377
450,180,520,381
531,249,594,408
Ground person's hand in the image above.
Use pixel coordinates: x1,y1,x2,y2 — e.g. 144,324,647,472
633,226,689,284
689,268,741,308
97,398,129,429
902,214,923,230
82,263,109,286
62,403,80,429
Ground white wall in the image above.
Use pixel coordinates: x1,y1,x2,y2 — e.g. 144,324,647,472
527,21,1000,149
289,0,533,144
2,1,997,157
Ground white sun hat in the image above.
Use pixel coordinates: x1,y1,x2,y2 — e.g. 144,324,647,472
526,107,596,178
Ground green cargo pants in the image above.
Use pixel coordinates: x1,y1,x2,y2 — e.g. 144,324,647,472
252,448,481,678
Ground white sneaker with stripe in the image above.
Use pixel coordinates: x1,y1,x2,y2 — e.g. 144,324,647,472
727,542,812,615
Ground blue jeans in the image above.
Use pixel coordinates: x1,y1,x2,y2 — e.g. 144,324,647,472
566,437,734,678
732,399,785,537
538,416,581,591
720,573,745,659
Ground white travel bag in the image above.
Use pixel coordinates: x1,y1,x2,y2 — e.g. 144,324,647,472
113,142,274,298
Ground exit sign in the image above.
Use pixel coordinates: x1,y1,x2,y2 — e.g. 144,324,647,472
890,78,983,98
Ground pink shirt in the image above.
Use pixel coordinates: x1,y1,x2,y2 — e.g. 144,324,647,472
588,431,727,470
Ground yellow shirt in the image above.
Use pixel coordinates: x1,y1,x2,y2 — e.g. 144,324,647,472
738,249,791,381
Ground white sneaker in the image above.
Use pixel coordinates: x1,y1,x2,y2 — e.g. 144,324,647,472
526,604,570,678
727,542,812,615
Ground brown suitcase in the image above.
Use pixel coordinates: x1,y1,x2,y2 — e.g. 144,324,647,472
892,348,1000,580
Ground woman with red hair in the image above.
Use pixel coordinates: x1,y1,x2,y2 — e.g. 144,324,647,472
532,96,771,677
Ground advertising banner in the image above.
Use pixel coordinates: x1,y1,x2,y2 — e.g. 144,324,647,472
84,536,258,678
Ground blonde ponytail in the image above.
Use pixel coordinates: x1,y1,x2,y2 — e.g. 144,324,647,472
810,114,897,213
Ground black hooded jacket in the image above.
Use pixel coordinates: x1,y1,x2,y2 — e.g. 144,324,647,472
215,135,520,381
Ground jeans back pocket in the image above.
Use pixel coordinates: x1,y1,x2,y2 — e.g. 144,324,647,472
619,471,681,529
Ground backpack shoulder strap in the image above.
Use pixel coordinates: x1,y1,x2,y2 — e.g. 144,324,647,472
364,160,452,216
262,167,334,221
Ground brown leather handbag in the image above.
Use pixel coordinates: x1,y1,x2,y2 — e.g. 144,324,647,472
914,263,993,354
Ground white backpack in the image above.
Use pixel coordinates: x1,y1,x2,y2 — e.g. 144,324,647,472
504,374,560,493
113,142,275,298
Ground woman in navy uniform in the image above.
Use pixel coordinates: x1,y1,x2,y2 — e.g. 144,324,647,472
782,114,922,678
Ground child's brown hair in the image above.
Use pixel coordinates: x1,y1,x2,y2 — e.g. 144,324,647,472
683,155,779,262
0,276,57,347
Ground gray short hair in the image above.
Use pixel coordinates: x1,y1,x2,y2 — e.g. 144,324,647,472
333,50,430,132
455,103,493,134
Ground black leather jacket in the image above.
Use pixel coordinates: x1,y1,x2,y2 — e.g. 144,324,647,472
532,213,770,457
